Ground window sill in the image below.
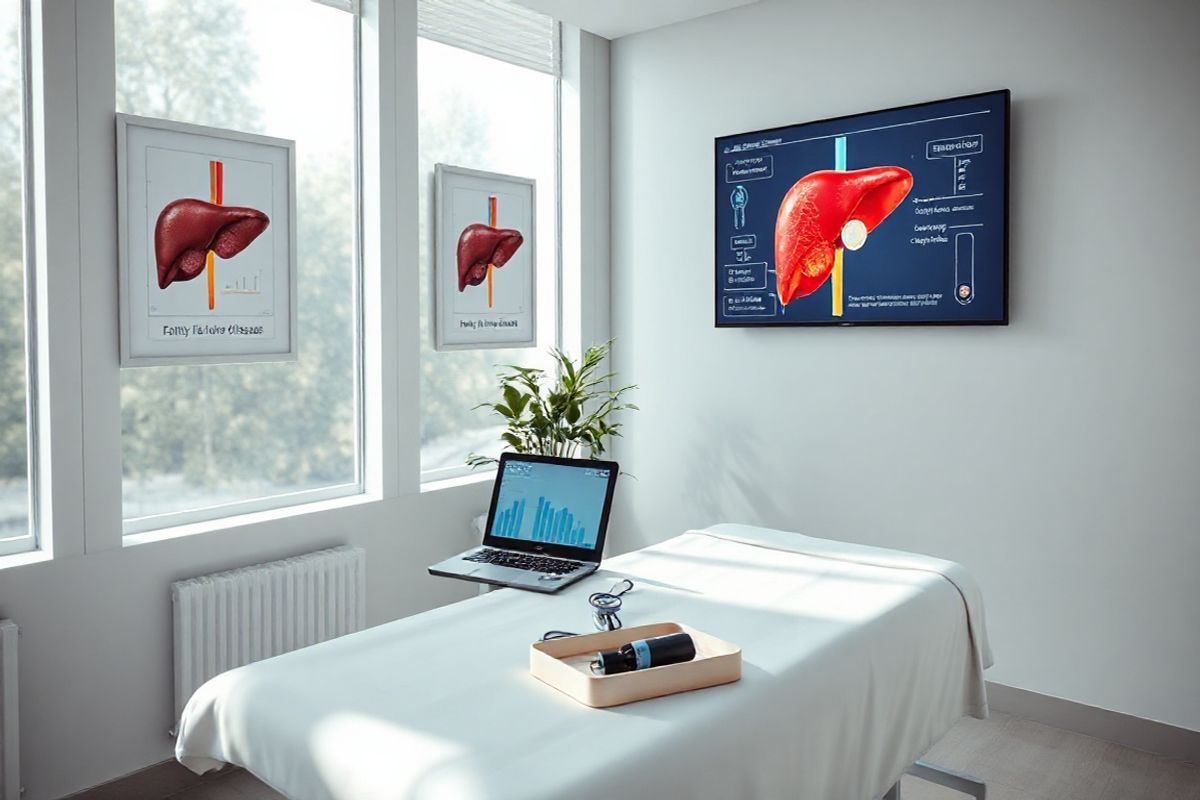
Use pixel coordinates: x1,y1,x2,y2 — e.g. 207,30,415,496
0,547,54,573
123,489,378,548
420,469,495,494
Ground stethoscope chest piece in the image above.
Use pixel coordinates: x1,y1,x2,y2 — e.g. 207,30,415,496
589,579,634,632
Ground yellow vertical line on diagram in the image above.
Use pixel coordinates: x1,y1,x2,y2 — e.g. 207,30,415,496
205,253,215,311
487,195,498,309
832,249,844,317
207,161,217,311
832,135,847,317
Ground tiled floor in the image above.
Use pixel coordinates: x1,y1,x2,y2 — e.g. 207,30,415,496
75,712,1200,799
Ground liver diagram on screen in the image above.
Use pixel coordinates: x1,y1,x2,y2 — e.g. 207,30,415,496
774,163,912,315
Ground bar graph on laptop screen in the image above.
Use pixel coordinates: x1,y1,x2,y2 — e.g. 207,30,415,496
490,461,612,548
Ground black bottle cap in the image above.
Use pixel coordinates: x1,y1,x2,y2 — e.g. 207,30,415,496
592,649,630,675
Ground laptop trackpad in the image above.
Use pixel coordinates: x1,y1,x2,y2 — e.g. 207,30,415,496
475,563,545,582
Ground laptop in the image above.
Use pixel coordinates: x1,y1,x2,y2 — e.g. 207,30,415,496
428,452,619,593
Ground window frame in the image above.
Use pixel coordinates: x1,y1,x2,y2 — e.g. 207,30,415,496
422,460,492,485
116,1,369,535
416,21,565,486
0,0,605,566
0,0,40,558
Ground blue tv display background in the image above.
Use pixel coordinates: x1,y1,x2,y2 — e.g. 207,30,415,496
715,91,1008,326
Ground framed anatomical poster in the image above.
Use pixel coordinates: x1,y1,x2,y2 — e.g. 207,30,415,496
434,164,537,351
714,89,1009,326
117,114,297,366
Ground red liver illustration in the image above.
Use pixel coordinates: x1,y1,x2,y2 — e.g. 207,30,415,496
154,199,270,290
456,224,523,292
774,166,912,305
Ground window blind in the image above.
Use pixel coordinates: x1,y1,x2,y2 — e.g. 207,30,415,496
418,0,560,77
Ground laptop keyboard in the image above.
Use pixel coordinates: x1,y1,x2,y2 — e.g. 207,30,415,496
465,548,583,574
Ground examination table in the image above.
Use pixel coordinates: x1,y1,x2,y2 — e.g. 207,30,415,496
176,524,992,800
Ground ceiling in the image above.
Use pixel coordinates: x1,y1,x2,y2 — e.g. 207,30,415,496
510,0,762,40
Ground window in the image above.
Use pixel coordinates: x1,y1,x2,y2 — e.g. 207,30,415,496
0,0,35,555
417,2,560,480
115,0,363,531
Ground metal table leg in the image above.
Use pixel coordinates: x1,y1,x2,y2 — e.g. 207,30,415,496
905,760,987,799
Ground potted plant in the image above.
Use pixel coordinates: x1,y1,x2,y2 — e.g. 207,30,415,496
468,340,637,468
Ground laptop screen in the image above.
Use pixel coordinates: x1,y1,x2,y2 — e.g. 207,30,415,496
487,457,615,550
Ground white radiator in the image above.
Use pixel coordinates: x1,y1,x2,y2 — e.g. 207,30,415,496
0,620,18,800
171,546,366,726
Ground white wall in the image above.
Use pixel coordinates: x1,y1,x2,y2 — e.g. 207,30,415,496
561,26,612,353
609,0,1200,732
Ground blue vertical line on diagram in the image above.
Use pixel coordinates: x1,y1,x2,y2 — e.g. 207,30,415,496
534,496,546,540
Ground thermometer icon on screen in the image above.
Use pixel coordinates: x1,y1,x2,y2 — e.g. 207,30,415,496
731,185,748,230
955,231,975,304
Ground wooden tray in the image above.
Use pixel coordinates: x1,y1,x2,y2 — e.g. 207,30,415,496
530,622,741,708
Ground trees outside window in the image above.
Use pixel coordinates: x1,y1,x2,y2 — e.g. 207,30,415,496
0,0,32,546
417,38,559,478
116,0,361,525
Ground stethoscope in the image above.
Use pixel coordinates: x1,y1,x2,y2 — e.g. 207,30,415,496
588,578,634,632
541,578,635,641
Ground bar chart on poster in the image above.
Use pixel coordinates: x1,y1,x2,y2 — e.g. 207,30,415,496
715,90,1009,326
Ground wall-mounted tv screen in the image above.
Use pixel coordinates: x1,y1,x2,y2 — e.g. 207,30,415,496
715,89,1009,327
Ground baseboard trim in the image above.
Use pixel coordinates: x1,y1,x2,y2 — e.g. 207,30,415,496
986,681,1200,764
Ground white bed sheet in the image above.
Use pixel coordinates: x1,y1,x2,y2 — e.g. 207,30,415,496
176,524,991,800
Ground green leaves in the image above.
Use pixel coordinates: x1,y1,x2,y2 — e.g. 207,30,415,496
502,384,521,415
466,340,638,467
